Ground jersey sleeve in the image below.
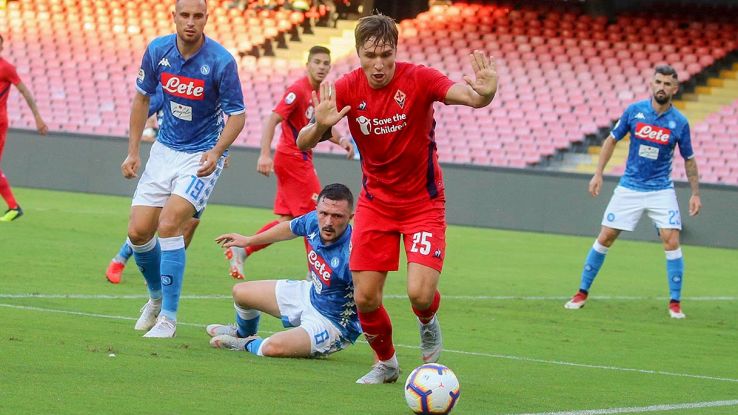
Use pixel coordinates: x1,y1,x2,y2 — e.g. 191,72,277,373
273,85,300,120
677,122,695,160
136,45,158,96
289,211,316,237
4,63,21,85
147,85,164,117
217,58,245,115
334,74,350,113
416,66,454,102
610,105,632,141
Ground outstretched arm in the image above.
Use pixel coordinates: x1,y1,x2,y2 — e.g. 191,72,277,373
15,82,47,135
444,50,498,108
215,220,296,248
684,158,701,216
297,81,350,151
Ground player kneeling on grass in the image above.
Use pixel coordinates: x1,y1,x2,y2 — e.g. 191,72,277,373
207,183,361,357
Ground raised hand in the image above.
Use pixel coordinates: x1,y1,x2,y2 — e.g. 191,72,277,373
462,50,498,98
311,81,350,128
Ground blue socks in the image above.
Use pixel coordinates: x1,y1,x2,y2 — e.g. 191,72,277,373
159,236,186,321
246,338,264,355
129,237,162,300
666,248,684,301
115,241,134,264
235,303,260,338
579,241,609,292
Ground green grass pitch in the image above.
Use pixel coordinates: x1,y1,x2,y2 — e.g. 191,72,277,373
1,188,736,414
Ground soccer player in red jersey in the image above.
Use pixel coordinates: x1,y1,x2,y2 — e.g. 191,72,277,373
225,45,354,279
297,14,498,383
0,34,48,222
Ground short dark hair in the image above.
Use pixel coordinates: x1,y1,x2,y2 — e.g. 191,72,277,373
318,183,354,209
308,45,331,61
354,14,398,52
654,64,678,80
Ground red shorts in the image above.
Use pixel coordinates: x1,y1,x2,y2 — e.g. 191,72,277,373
350,197,447,272
272,150,321,217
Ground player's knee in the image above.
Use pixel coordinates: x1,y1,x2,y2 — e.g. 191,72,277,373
232,282,251,304
407,291,434,309
259,338,290,357
354,291,382,311
157,216,183,237
127,226,155,246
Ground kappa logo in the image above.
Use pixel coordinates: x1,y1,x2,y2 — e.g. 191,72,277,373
635,112,646,119
357,115,371,135
394,89,406,109
635,122,671,144
158,58,171,67
308,231,318,240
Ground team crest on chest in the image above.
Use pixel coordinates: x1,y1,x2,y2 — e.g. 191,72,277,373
394,89,406,109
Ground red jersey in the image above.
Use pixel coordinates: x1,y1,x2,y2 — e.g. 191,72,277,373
273,76,318,160
0,57,21,124
335,62,454,206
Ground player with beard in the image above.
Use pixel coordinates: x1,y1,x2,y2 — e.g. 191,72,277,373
224,46,353,280
564,64,702,319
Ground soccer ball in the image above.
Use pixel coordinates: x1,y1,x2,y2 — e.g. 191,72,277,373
404,363,461,415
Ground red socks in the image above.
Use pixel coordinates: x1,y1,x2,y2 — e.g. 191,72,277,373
412,290,441,324
245,220,280,256
358,305,395,361
0,170,18,209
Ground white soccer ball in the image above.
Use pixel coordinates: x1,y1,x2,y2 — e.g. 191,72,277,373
404,363,461,415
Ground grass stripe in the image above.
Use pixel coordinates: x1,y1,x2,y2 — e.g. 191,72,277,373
512,399,738,415
1,293,736,301
3,302,738,385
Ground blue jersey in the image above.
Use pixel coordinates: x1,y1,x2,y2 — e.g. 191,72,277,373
136,34,245,153
290,212,361,343
611,99,694,191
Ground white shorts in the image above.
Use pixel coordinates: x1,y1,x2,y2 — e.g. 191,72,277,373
132,141,224,216
602,186,682,231
275,279,351,357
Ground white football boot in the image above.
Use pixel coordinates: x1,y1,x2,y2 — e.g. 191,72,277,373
134,299,162,331
225,247,247,280
419,316,443,363
356,355,400,384
143,315,177,338
205,323,238,337
209,334,258,351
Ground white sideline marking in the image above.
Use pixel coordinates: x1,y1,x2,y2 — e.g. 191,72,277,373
511,399,738,415
1,293,736,301
2,302,738,385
